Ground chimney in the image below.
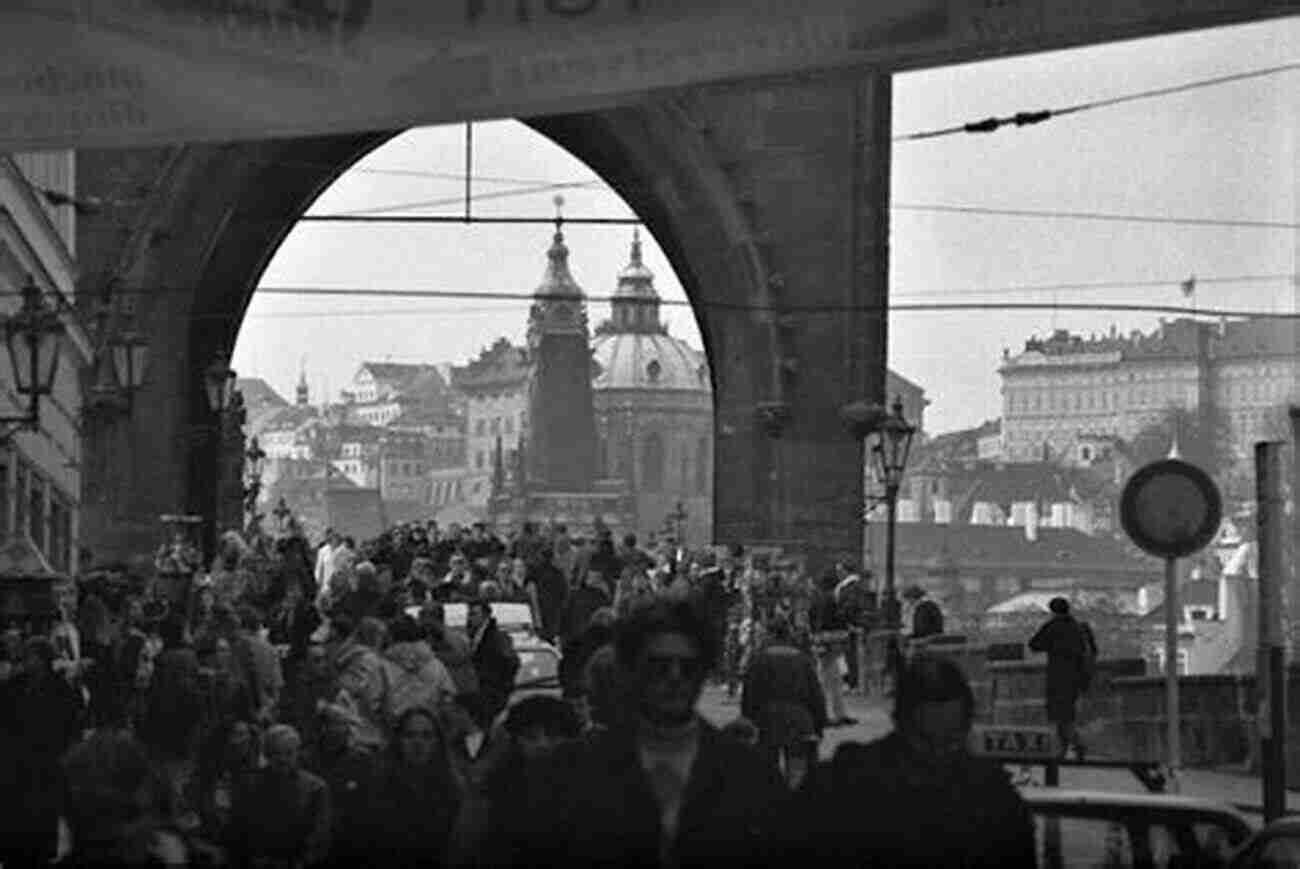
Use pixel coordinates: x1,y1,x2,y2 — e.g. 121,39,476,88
1025,501,1039,542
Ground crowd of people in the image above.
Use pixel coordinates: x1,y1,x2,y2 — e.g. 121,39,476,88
0,516,1031,867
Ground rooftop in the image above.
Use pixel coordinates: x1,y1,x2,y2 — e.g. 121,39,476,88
894,523,1155,579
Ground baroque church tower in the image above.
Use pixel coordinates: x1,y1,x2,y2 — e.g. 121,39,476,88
524,197,599,491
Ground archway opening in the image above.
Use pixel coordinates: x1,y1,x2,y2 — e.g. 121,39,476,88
231,120,716,547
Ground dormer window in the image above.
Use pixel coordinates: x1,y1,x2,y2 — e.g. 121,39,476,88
646,359,662,382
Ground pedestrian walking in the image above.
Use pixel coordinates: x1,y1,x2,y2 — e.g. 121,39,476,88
810,570,856,727
1028,596,1097,759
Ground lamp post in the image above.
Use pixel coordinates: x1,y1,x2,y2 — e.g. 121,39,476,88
203,347,237,553
108,330,149,412
1,275,65,439
872,396,916,632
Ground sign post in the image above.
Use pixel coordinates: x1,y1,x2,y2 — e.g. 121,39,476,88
1120,459,1222,778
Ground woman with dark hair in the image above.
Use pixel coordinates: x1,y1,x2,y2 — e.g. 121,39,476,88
450,696,582,867
367,706,467,865
138,613,203,828
742,615,827,788
195,719,262,842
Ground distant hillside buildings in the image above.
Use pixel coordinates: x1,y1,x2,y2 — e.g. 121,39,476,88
997,318,1298,471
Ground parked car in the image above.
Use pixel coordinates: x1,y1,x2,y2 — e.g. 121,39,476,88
1023,789,1254,868
1229,815,1300,867
408,601,561,694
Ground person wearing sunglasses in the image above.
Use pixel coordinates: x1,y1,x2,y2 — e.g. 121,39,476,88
502,599,790,867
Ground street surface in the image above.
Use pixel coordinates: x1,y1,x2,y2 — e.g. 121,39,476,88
698,686,1300,821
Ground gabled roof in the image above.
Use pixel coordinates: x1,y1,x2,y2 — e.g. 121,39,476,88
357,362,447,394
236,377,289,410
258,405,320,433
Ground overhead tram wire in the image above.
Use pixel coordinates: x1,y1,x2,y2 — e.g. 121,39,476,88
894,61,1300,141
248,286,1300,319
23,271,1288,301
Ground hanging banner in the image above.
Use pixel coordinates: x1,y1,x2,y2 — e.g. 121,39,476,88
0,1,1288,152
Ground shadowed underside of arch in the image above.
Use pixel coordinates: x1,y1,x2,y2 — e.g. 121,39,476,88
77,70,889,572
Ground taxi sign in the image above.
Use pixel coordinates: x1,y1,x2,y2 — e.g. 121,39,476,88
969,725,1060,761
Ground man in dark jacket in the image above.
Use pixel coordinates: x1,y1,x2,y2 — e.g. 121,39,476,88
1029,596,1092,759
467,599,520,731
801,655,1036,868
499,599,790,868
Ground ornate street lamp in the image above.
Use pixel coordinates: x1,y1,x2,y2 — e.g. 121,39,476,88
872,396,916,632
203,347,237,414
109,330,149,411
1,275,65,438
841,394,916,631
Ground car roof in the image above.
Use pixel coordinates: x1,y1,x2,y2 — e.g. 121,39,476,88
1255,816,1300,834
1023,789,1251,817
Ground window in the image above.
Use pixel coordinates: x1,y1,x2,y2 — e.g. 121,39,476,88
1034,816,1132,868
475,419,486,436
505,417,514,435
642,433,664,493
491,417,501,434
476,451,485,469
29,480,45,553
14,462,28,539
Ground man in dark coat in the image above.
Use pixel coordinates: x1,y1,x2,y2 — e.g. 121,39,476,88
1029,596,1092,758
801,655,1036,868
467,598,520,731
498,599,791,868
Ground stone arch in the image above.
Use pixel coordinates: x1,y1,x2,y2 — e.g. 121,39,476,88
78,70,887,569
77,105,772,560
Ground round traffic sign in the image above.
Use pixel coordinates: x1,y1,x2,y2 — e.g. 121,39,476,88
1120,459,1223,559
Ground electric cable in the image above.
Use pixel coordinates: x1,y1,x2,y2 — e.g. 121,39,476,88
894,62,1299,141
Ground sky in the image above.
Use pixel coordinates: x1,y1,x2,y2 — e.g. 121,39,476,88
233,16,1298,435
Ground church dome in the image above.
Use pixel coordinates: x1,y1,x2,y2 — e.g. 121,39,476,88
592,331,710,393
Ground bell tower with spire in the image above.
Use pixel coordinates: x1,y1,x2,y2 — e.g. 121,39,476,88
611,228,665,334
295,357,310,406
524,196,600,492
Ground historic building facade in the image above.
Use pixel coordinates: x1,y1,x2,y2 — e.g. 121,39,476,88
591,231,712,545
450,337,529,510
2,152,93,574
999,319,1299,472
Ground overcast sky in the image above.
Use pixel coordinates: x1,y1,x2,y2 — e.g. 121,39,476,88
233,16,1298,435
